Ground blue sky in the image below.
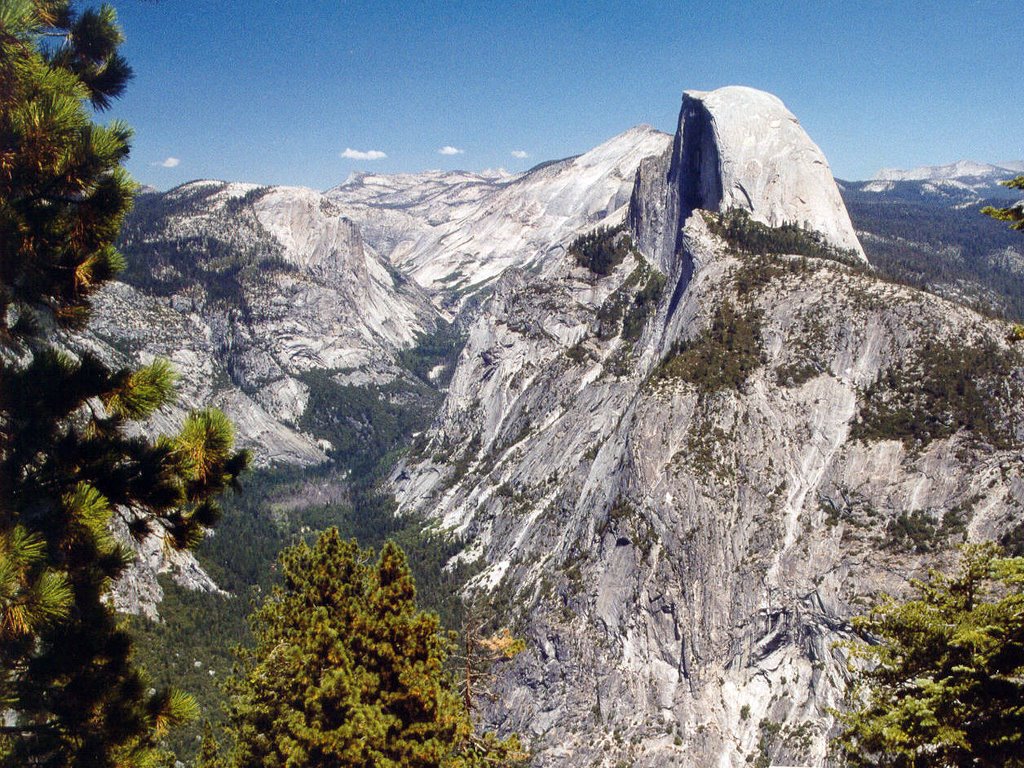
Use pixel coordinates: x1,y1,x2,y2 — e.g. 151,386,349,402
110,0,1023,190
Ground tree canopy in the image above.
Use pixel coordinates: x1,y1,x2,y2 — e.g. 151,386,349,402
0,2,249,765
218,529,524,768
835,544,1024,767
982,175,1024,231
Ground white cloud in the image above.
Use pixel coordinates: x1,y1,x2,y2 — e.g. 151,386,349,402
341,148,387,160
153,157,180,168
511,150,529,159
438,146,464,156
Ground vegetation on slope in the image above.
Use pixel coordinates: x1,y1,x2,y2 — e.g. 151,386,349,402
594,258,666,342
706,207,863,267
118,186,295,309
298,322,465,476
852,339,1024,449
844,192,1024,319
213,530,523,767
836,545,1024,768
131,467,481,762
0,3,254,766
570,224,632,275
622,269,668,342
397,320,466,386
653,300,764,391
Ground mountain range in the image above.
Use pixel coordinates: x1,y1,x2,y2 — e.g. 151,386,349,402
78,86,1024,766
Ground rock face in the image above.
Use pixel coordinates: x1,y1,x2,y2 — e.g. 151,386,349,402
87,127,678,471
633,87,865,275
391,87,1024,766
91,180,441,465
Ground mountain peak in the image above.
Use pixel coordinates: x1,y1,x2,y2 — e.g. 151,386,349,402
682,86,865,260
631,86,866,271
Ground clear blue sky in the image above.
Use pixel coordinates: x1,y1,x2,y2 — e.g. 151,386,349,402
109,0,1023,190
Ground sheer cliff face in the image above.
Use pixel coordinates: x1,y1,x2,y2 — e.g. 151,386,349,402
632,87,865,278
393,88,1023,766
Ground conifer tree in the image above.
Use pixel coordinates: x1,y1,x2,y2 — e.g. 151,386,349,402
982,176,1024,231
835,544,1024,767
224,529,525,768
0,2,250,765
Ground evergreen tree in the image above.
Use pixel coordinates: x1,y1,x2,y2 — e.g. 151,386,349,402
223,529,524,768
456,616,525,718
835,544,1024,767
982,176,1024,231
0,2,250,765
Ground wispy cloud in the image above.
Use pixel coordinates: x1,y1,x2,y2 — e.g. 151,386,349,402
152,157,180,168
511,150,529,159
341,148,387,160
438,146,464,156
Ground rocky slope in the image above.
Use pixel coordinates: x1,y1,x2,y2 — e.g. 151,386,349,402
97,179,443,466
391,87,1024,767
327,126,672,304
81,180,444,612
95,126,678,467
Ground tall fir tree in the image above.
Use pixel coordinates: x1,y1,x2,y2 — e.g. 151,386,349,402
222,529,525,768
0,1,250,765
835,544,1024,767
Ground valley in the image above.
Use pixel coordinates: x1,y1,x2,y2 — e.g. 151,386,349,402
87,87,1024,766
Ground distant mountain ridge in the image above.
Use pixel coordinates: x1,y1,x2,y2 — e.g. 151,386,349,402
850,159,1024,203
327,125,673,304
839,158,1024,319
873,159,1024,183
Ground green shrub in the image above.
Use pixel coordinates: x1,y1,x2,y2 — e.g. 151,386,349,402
396,320,466,386
298,371,439,477
622,270,667,341
1000,519,1024,556
775,360,820,387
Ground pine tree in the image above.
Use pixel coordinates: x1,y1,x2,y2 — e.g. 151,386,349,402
456,614,525,718
835,544,1024,767
223,529,525,768
0,2,250,765
982,175,1024,231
